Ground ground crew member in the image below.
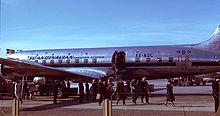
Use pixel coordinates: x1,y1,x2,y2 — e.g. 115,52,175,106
212,78,219,112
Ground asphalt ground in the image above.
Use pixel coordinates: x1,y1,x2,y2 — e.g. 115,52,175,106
0,80,217,116
0,88,216,116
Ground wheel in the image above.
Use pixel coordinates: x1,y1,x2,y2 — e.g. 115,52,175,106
57,87,63,98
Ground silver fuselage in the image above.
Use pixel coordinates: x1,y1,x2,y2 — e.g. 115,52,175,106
6,44,220,80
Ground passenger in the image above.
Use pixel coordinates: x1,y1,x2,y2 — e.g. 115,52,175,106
126,80,131,97
53,81,59,104
212,78,219,112
135,79,140,100
14,81,23,104
67,79,70,89
97,79,104,105
106,80,114,99
165,80,175,106
116,78,126,105
85,81,90,100
103,81,108,99
130,79,138,104
78,81,84,103
139,77,149,104
23,81,29,99
90,79,98,101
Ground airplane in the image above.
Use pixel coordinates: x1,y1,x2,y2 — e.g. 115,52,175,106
0,24,219,85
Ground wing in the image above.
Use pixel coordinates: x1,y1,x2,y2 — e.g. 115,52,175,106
0,57,96,81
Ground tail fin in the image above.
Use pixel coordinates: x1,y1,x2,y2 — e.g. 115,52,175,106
195,24,220,51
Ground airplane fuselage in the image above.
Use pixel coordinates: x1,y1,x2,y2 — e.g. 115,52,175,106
7,45,220,80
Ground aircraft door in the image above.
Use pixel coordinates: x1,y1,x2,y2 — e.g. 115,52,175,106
112,51,126,71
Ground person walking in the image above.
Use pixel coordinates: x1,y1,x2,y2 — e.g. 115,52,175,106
23,81,29,99
53,81,59,104
97,79,104,105
85,81,90,100
116,78,126,105
14,81,23,104
130,79,138,104
78,81,84,103
212,78,219,112
67,79,70,89
139,77,149,104
165,80,175,106
106,80,114,99
90,79,98,101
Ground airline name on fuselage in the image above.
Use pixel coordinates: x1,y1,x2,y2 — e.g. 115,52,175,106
28,54,105,60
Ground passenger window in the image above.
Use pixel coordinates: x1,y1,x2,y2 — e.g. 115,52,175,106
58,59,62,64
84,59,88,64
50,60,54,64
168,57,173,62
66,59,70,64
92,59,97,63
42,60,46,64
135,58,140,63
146,58,151,62
157,57,162,62
75,59,79,63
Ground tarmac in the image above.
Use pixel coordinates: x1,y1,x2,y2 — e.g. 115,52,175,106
0,80,217,116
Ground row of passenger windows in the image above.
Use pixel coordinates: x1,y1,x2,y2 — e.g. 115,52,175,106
36,57,187,64
35,59,97,64
135,57,175,63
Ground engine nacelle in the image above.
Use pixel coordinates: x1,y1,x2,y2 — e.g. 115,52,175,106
33,77,46,85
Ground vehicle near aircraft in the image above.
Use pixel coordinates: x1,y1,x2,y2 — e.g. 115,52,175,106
0,24,219,86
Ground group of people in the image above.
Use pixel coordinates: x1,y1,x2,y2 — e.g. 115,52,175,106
78,77,175,106
78,79,114,105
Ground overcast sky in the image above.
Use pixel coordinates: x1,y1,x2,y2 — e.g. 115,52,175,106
1,0,220,57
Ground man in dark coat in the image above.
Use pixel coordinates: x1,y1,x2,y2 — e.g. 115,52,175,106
212,78,219,112
67,79,70,89
78,81,84,103
53,81,59,104
98,79,104,105
85,81,90,100
130,79,138,104
90,79,98,101
139,77,149,104
116,78,126,105
106,80,114,99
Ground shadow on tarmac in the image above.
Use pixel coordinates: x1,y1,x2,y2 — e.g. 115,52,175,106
20,99,95,111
